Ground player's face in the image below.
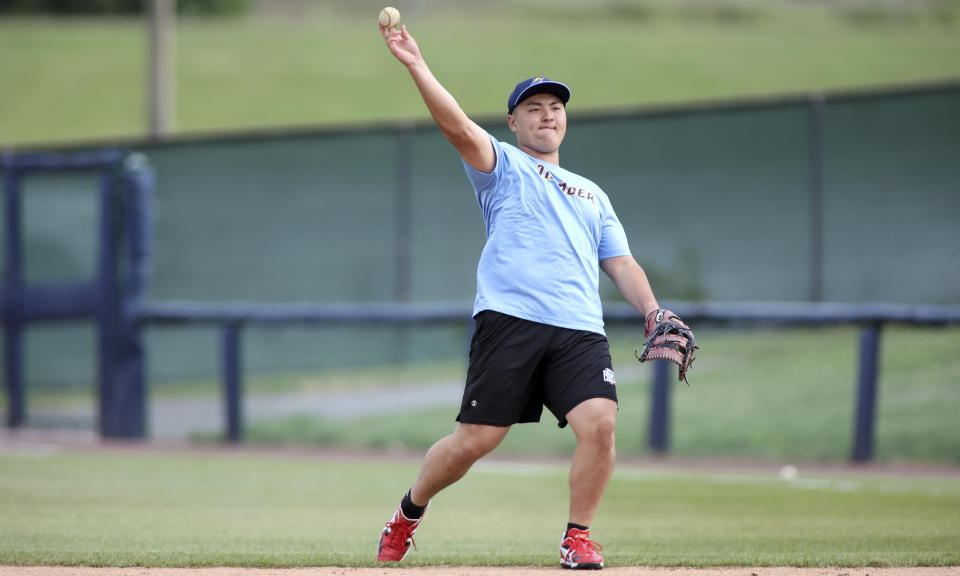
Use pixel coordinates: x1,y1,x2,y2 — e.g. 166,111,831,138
508,93,567,161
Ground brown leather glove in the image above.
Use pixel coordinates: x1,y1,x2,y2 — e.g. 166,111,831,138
635,309,698,385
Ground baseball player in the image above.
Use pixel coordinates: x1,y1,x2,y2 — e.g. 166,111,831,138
377,21,696,570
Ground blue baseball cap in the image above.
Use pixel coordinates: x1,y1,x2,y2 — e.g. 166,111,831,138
507,77,571,114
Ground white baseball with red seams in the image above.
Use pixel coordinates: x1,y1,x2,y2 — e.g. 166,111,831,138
379,6,400,29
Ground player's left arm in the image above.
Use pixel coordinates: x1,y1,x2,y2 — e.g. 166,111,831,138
600,255,660,317
605,254,699,383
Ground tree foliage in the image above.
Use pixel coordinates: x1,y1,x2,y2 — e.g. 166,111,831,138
0,0,248,16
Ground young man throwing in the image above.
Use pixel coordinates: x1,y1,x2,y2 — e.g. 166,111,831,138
377,22,695,570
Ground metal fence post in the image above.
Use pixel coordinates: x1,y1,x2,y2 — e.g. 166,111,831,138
393,127,414,303
222,321,243,443
112,155,155,439
808,92,825,303
97,170,121,437
852,322,882,462
392,126,414,365
649,359,671,453
2,166,24,428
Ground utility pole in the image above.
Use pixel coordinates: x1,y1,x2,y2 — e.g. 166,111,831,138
148,0,175,139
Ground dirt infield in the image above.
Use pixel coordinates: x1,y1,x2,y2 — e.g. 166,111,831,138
3,567,960,576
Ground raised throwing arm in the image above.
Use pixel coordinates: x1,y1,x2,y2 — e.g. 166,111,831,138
380,24,495,173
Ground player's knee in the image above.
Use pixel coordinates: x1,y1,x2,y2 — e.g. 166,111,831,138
579,414,616,453
451,425,504,462
596,418,617,452
458,441,490,464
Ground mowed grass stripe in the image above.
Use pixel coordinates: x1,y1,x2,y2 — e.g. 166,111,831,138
0,450,958,567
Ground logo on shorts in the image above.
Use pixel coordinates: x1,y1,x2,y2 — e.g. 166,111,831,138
471,400,478,407
602,368,616,386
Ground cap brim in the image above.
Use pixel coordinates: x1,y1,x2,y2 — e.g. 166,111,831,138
511,81,570,112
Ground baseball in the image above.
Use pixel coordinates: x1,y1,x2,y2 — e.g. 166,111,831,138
379,6,400,29
778,464,799,480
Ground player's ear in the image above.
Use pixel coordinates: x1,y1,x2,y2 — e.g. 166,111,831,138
507,113,518,133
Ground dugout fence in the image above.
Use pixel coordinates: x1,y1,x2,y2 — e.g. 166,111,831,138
4,80,959,391
2,149,959,460
1,150,152,437
2,80,959,461
136,298,960,462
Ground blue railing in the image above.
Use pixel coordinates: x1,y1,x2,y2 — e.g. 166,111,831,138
4,149,960,462
136,299,960,461
2,150,153,437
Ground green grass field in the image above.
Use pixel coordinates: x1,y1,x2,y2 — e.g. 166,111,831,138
0,449,958,567
2,5,958,568
2,1,960,146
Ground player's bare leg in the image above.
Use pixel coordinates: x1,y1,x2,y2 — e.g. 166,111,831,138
410,422,510,504
378,422,508,562
560,397,617,569
566,397,617,525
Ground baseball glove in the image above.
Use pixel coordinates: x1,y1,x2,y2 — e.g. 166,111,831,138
635,309,698,385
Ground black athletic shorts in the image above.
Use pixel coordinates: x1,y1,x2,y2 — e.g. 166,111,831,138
456,310,619,429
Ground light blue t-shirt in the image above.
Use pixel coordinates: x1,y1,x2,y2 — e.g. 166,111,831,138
462,134,632,335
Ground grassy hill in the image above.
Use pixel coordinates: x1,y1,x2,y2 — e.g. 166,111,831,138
2,0,959,146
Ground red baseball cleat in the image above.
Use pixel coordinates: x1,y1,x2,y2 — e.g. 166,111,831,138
560,527,604,570
377,505,425,562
